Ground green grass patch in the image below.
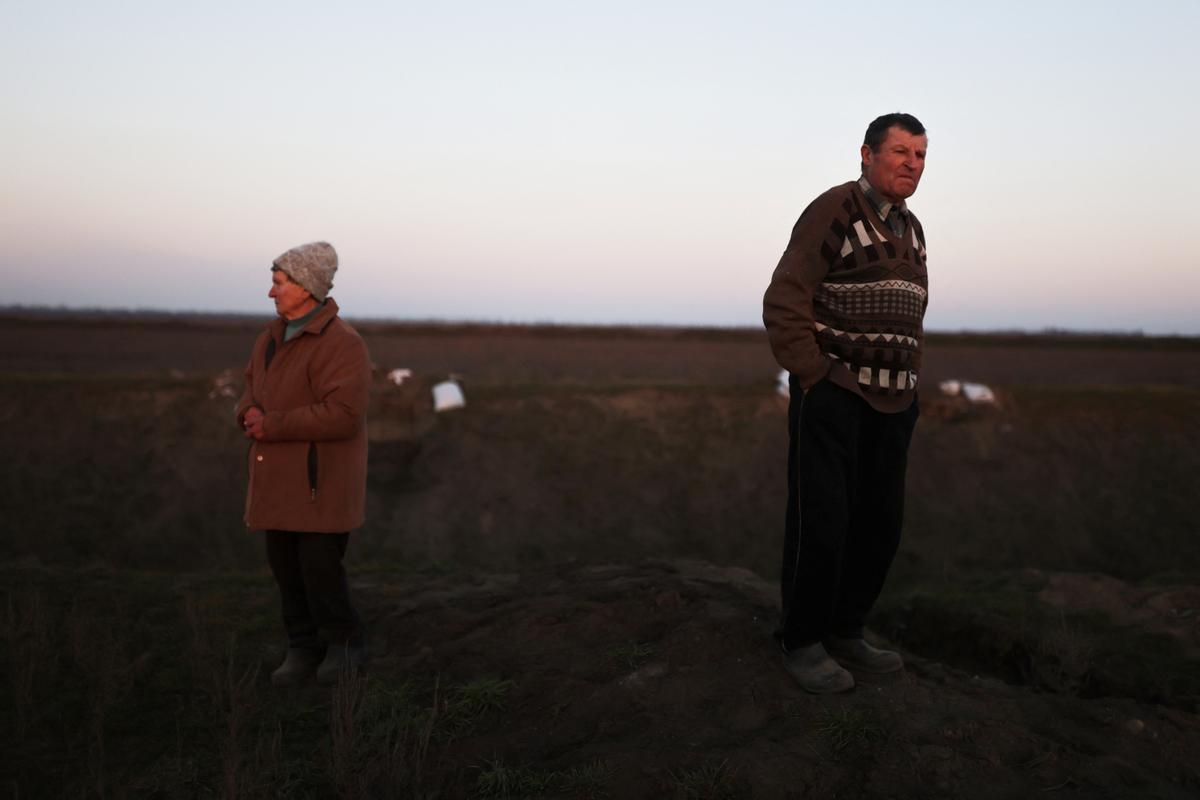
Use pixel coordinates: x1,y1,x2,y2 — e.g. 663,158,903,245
666,758,740,799
606,641,655,671
438,677,514,740
815,707,885,753
473,757,612,799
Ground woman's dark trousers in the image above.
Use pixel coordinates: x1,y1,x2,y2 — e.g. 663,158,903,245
265,530,363,652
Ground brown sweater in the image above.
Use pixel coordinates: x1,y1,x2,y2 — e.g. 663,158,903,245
763,180,928,413
235,298,371,532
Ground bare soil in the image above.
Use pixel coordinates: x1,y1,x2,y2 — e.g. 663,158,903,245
4,314,1200,389
1,312,1198,798
362,559,1199,798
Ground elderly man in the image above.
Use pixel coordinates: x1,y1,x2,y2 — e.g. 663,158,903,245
763,113,929,693
236,241,371,687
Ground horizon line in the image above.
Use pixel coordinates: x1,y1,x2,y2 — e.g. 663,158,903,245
2,303,1196,341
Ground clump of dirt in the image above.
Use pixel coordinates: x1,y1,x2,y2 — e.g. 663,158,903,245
1037,572,1200,658
874,570,1200,712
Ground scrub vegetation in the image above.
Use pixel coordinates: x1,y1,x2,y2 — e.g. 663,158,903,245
1,313,1198,797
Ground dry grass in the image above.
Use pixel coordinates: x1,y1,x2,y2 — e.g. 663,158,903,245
67,598,136,797
1034,611,1096,695
1,323,1197,796
215,637,261,800
2,587,58,739
328,662,366,797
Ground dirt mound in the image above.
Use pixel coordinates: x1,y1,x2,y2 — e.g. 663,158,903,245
8,558,1199,797
1038,572,1200,659
344,560,1198,798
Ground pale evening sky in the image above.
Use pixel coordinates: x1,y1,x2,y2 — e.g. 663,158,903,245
2,1,1197,333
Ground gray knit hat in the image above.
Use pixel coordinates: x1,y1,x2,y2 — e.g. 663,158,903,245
272,241,337,301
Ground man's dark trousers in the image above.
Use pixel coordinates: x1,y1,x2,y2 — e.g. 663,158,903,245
779,375,919,651
265,530,364,652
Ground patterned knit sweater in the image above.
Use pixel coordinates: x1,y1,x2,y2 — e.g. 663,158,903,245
763,180,928,413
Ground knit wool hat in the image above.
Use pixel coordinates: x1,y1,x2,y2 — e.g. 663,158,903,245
272,241,337,301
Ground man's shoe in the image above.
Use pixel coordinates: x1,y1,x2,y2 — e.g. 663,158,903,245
316,643,367,686
781,641,855,694
271,648,322,687
824,637,904,673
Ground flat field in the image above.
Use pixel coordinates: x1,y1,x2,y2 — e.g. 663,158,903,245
2,312,1198,798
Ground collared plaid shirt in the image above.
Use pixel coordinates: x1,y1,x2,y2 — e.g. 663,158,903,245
857,174,909,237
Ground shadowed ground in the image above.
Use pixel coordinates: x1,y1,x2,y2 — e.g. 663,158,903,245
1,313,1198,797
3,559,1196,797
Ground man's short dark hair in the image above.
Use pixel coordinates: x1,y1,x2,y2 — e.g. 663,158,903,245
863,113,926,152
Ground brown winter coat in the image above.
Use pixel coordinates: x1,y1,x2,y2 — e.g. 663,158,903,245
235,298,370,532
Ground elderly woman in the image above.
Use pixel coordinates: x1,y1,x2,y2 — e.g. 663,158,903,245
235,241,371,686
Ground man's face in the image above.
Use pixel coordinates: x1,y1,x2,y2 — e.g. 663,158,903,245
268,269,314,320
861,126,928,204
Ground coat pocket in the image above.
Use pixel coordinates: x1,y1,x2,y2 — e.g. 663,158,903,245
307,442,318,501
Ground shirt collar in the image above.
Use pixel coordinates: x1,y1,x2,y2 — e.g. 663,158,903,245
285,299,326,333
857,174,908,224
